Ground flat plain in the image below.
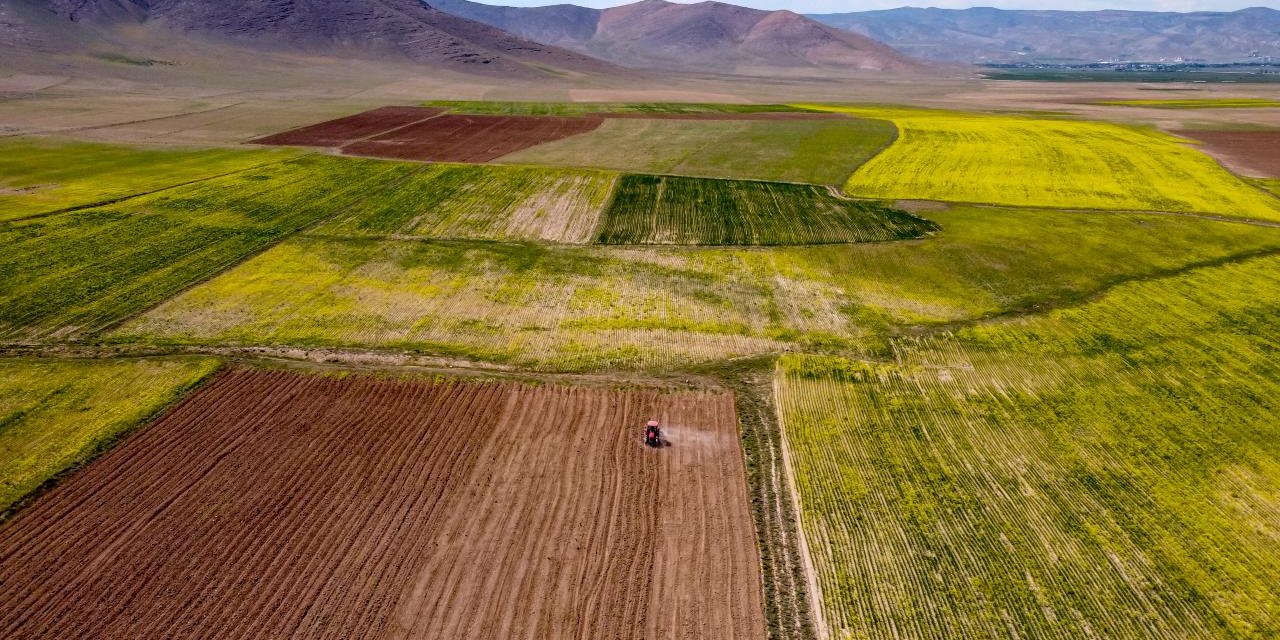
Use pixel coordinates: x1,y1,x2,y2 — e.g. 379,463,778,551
0,368,765,639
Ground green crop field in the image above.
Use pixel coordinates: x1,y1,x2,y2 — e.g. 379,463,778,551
798,105,1280,220
317,164,617,243
777,253,1280,639
500,117,895,185
0,138,299,222
113,203,1280,371
596,174,936,245
423,100,821,115
0,356,219,516
1098,98,1280,109
0,154,416,342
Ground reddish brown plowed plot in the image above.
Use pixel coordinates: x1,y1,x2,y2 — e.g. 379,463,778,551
342,114,604,162
1179,129,1280,178
596,112,848,120
0,368,764,640
249,106,445,147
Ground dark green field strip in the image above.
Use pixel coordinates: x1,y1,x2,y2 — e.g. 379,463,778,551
595,174,937,246
0,155,418,342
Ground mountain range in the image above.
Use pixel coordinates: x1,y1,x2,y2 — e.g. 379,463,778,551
430,0,920,73
2,0,616,76
808,7,1280,64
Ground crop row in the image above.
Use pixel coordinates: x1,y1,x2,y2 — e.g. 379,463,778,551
596,174,936,245
776,253,1280,638
0,155,415,342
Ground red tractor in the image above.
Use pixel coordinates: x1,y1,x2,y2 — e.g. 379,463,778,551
644,420,662,448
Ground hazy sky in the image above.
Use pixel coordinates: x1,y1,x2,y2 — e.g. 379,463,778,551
484,0,1278,12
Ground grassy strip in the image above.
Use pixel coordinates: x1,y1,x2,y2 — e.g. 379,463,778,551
0,356,220,518
0,155,419,342
720,360,817,640
595,175,936,245
777,253,1280,638
799,105,1280,220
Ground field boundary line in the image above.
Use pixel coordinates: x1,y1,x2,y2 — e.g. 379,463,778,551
772,367,829,639
847,195,1280,229
0,154,306,224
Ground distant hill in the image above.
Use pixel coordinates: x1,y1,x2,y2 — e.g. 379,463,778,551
808,6,1280,64
3,0,617,76
431,0,921,73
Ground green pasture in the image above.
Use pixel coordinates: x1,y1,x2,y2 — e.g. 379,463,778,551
0,357,219,516
500,117,894,185
778,252,1280,638
0,138,298,222
596,174,935,245
799,105,1280,220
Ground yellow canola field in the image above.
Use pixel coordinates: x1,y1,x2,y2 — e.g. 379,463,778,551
798,105,1280,220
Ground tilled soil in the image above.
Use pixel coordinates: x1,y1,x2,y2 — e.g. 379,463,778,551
341,114,604,162
1178,129,1280,178
0,368,765,639
249,106,445,147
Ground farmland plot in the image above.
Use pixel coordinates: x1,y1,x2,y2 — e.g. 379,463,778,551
596,174,935,245
114,238,789,370
318,164,617,243
0,357,219,515
0,138,297,222
424,100,830,115
249,106,444,147
0,155,417,342
0,368,765,639
341,114,604,163
501,117,896,185
116,204,1280,370
800,105,1280,220
777,254,1280,639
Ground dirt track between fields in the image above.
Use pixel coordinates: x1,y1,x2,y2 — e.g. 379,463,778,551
0,368,765,639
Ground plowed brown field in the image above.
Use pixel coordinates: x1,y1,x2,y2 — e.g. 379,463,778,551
250,106,445,147
0,368,765,640
342,114,604,162
1179,129,1280,178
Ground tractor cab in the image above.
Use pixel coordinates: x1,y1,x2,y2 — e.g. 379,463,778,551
644,420,662,447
